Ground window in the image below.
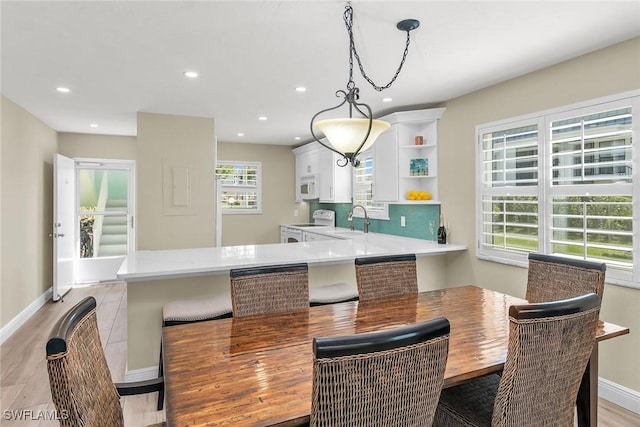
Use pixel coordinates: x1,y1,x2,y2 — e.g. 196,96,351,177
215,161,261,214
352,150,389,219
477,92,639,287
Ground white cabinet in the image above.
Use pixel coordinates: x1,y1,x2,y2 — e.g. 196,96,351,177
296,149,320,177
372,108,445,203
319,149,352,202
293,142,352,203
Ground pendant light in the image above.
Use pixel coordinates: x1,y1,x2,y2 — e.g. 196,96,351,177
310,5,420,167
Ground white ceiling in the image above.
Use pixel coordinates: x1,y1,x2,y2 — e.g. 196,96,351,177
2,1,639,145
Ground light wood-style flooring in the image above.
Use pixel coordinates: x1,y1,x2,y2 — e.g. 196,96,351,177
0,283,638,426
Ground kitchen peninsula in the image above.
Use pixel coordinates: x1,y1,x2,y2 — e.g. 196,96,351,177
117,232,466,375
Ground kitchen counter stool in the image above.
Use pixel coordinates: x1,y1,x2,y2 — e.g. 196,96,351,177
309,282,359,306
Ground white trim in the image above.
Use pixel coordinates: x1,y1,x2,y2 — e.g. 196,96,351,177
125,365,159,382
0,287,52,345
599,377,640,415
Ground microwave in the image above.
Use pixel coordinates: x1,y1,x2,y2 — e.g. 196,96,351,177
299,176,318,200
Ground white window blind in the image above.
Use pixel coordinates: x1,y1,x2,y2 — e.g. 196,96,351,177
550,108,632,186
352,151,388,219
479,122,540,257
477,93,638,287
548,105,633,271
215,161,262,214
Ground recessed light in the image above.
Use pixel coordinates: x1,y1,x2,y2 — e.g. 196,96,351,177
237,133,245,137
184,71,198,78
382,97,392,102
294,136,301,140
56,87,70,93
258,116,267,121
295,87,306,93
89,124,99,128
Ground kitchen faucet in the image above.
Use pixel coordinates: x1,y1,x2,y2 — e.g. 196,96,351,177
348,204,370,233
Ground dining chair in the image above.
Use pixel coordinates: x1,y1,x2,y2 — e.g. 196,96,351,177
46,296,165,427
434,292,601,427
230,263,309,317
526,252,606,303
309,282,359,306
157,295,233,409
355,254,418,301
311,317,450,427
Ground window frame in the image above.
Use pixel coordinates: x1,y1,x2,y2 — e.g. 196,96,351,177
215,160,262,215
476,90,640,288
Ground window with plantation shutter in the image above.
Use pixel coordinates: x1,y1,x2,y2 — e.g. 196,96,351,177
352,150,388,219
479,121,541,259
477,92,639,287
215,161,262,214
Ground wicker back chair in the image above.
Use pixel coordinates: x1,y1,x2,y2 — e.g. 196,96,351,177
435,293,601,427
355,254,418,301
311,317,450,427
230,263,309,317
46,297,164,427
526,253,606,303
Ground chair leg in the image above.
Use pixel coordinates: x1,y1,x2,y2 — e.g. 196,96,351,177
157,340,165,410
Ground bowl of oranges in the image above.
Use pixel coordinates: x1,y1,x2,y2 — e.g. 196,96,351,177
405,190,432,201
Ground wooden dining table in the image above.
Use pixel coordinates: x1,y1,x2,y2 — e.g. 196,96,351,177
162,285,629,427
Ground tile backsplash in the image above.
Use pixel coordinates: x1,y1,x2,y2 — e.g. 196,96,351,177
309,202,441,241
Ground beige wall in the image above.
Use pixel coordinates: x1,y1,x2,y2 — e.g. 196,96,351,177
58,132,136,160
1,96,58,328
217,142,307,245
439,37,640,392
136,112,216,250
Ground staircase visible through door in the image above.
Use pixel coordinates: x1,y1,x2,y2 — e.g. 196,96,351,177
75,160,135,283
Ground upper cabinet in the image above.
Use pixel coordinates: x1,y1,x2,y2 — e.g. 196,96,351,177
292,141,352,203
292,107,445,204
372,108,446,204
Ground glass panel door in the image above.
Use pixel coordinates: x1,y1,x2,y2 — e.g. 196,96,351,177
75,160,134,283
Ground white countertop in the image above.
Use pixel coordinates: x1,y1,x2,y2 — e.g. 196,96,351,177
117,231,467,282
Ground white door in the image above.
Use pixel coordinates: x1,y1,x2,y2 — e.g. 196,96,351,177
53,154,76,301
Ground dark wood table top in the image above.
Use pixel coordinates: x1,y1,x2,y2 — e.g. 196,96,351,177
162,285,629,427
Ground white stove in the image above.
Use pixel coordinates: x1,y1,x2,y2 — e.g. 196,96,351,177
281,210,335,243
310,209,336,227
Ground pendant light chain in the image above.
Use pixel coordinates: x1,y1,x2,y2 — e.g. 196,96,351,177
309,4,419,167
344,5,413,92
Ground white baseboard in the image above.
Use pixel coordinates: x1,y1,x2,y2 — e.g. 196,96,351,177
0,287,53,345
125,366,160,383
599,377,640,415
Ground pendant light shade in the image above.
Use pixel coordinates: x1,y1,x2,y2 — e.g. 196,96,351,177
314,118,390,155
